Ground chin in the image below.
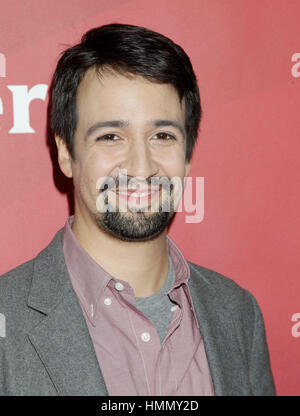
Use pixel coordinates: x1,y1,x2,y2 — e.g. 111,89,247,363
92,210,174,242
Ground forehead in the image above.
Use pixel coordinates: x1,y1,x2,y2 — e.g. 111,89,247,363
75,67,186,125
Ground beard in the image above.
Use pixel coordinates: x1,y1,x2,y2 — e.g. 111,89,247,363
94,210,174,242
93,182,176,242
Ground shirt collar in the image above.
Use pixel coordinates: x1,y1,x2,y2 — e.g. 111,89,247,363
166,234,190,287
62,216,112,323
166,234,199,327
62,216,198,326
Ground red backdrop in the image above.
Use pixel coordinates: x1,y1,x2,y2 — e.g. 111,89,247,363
0,0,299,396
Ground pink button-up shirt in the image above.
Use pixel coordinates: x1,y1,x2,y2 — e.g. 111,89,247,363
62,216,214,396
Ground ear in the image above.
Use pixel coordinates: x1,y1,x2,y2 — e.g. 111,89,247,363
55,135,73,178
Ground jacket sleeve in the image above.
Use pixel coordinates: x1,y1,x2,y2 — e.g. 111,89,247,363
247,291,276,395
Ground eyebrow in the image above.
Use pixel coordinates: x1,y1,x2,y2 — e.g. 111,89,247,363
84,119,185,140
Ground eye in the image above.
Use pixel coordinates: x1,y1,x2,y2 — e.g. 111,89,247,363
96,134,120,142
152,132,176,142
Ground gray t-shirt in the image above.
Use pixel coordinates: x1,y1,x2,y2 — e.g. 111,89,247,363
134,255,177,344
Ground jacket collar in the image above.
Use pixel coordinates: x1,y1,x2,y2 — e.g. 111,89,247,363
27,229,72,314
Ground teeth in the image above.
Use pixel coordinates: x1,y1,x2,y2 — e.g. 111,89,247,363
116,190,158,197
118,192,150,197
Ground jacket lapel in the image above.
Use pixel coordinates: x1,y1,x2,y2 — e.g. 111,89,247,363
27,230,108,396
188,264,251,396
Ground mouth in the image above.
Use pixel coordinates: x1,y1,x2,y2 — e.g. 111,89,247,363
112,187,161,206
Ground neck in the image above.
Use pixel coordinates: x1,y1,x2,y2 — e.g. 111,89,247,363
71,212,169,298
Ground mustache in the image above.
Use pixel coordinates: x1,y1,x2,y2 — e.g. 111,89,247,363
98,176,174,193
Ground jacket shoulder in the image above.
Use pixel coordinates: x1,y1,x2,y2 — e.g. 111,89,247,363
0,258,36,364
0,229,63,330
187,261,276,395
0,259,34,307
188,260,247,295
187,260,257,314
0,229,63,303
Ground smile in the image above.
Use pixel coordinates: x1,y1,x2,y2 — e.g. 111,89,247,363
116,190,158,197
111,187,161,205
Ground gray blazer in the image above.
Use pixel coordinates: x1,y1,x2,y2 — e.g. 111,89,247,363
0,229,275,396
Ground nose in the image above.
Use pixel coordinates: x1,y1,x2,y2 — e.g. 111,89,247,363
121,138,159,180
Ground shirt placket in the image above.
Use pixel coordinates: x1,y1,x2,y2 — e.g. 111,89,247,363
110,280,163,396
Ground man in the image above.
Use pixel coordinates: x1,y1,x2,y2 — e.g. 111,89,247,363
0,23,275,396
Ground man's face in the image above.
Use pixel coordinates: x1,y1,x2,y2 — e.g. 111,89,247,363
56,68,191,241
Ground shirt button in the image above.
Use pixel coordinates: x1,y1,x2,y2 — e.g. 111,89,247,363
115,282,124,291
104,297,112,306
141,332,151,342
171,305,178,312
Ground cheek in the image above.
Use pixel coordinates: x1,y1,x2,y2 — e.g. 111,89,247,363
162,153,186,178
88,152,120,185
76,152,118,196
